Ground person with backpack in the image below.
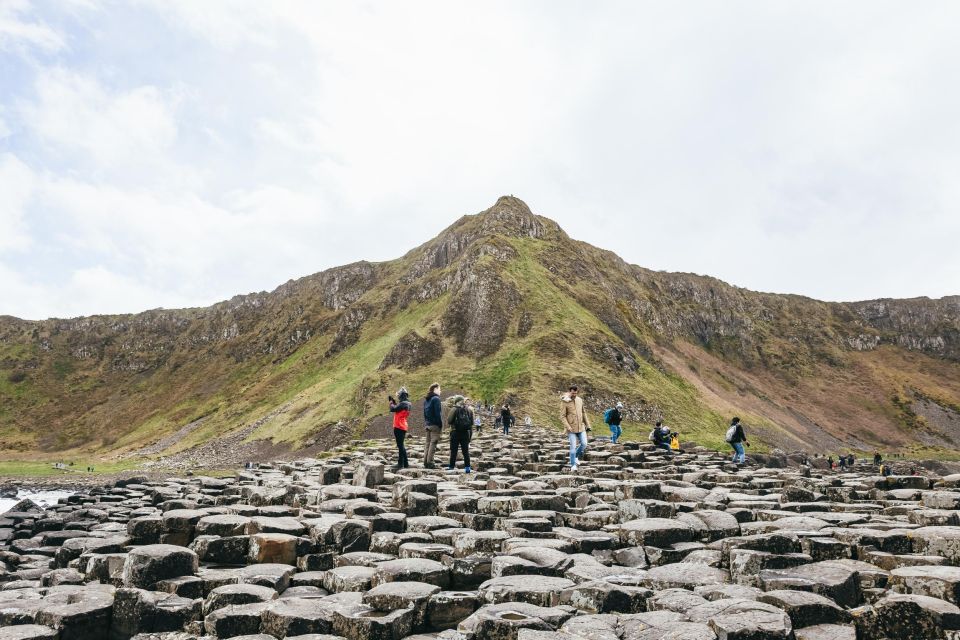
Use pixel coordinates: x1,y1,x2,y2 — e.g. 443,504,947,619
446,395,474,472
388,387,412,470
650,420,672,453
473,409,483,435
725,417,749,464
604,402,623,444
422,383,443,469
501,404,513,435
561,385,591,472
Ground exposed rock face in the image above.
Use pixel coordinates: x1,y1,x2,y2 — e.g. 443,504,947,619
379,330,444,370
442,265,519,358
8,430,960,639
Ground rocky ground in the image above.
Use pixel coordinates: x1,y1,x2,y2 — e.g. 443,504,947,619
4,428,960,640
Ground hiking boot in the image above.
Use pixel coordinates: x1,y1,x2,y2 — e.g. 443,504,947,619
464,466,472,473
424,463,436,469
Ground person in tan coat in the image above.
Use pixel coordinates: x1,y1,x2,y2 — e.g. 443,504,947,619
561,385,590,471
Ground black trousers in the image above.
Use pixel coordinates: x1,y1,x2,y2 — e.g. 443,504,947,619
394,428,409,467
450,428,471,468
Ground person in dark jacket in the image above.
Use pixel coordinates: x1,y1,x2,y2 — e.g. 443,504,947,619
423,383,443,469
728,417,749,464
389,387,412,470
652,420,672,453
605,402,624,444
500,404,513,435
446,395,474,473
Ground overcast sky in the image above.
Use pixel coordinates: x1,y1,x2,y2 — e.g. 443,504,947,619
2,1,958,320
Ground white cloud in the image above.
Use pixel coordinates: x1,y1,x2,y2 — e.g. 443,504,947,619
19,69,179,172
0,0,65,54
1,1,959,320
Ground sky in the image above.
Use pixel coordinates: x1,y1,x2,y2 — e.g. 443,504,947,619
1,1,959,320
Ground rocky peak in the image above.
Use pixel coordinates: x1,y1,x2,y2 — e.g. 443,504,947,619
474,195,559,240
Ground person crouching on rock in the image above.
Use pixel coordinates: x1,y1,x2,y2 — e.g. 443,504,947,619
389,387,412,470
562,385,590,472
423,382,443,469
446,395,474,473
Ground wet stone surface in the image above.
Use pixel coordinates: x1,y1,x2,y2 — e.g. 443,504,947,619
2,427,959,639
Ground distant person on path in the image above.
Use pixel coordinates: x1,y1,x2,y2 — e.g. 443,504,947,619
827,456,834,470
847,453,855,467
473,409,483,435
501,404,513,435
650,420,672,453
422,383,443,469
670,431,681,451
838,455,846,470
446,395,474,473
524,415,532,429
604,402,623,444
561,385,590,472
874,452,883,466
389,387,412,470
725,417,749,464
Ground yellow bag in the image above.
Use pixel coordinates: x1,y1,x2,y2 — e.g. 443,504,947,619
670,435,680,450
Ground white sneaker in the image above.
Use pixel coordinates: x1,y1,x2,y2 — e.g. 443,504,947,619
570,465,578,472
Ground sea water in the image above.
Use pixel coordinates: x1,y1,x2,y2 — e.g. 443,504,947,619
0,489,74,513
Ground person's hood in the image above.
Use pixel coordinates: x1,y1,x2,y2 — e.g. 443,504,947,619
397,390,410,402
446,394,466,407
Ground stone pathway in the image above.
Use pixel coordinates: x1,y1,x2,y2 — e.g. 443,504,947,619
3,427,960,639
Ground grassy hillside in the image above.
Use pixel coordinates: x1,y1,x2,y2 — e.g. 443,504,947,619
0,196,958,464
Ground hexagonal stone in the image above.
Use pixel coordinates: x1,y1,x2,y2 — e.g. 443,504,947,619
195,514,252,537
203,602,273,637
0,625,58,640
426,590,482,630
372,559,450,588
794,624,856,640
760,561,861,608
261,597,338,637
323,566,378,593
758,589,851,627
363,581,440,630
890,565,960,604
454,531,511,557
203,583,278,615
459,602,574,638
248,533,299,565
122,544,199,589
619,519,694,548
642,563,730,590
478,575,575,607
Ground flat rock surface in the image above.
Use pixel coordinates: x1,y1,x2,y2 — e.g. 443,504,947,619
2,426,958,639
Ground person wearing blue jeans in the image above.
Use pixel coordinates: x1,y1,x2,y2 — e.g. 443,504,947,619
568,431,588,467
561,385,591,472
605,402,623,444
727,417,749,463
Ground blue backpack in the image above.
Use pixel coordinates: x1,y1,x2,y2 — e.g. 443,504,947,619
604,408,615,424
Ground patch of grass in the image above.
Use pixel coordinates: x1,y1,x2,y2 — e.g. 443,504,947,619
463,348,530,402
0,458,140,477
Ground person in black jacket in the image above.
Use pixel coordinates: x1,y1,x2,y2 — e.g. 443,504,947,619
501,404,513,435
728,417,749,464
423,383,443,469
446,395,474,473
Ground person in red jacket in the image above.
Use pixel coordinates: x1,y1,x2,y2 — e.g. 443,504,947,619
389,387,412,470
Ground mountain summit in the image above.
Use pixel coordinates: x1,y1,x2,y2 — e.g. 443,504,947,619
1,197,959,461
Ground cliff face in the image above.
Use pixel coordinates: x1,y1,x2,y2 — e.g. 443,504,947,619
1,196,958,458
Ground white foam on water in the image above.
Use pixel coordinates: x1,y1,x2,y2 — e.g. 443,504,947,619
0,490,74,513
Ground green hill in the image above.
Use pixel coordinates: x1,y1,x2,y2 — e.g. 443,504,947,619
2,196,959,465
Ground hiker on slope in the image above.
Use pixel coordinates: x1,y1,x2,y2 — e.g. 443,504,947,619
604,402,624,444
561,385,590,472
423,383,443,469
725,416,749,464
446,395,474,473
388,387,412,470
